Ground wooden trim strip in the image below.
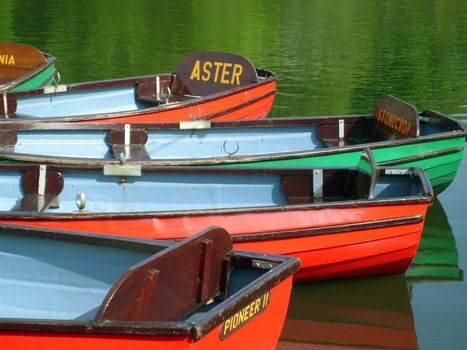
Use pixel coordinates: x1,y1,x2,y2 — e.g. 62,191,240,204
0,222,169,251
0,115,363,130
0,112,462,135
378,146,465,166
0,196,431,220
231,215,424,242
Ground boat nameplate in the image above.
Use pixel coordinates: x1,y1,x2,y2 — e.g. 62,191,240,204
313,169,323,201
220,291,271,340
44,84,67,94
385,168,409,175
38,164,46,195
252,260,279,270
2,93,7,117
103,164,142,177
124,124,131,145
179,120,211,129
419,116,430,122
338,119,344,146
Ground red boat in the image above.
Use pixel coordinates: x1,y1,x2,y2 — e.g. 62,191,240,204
0,51,276,122
0,224,299,350
0,150,432,281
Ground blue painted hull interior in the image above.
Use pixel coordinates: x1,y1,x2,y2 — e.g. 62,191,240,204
0,231,271,323
13,125,324,160
0,233,152,320
144,126,325,158
374,174,421,198
15,86,152,118
0,168,425,214
15,131,110,159
0,170,288,213
7,118,453,162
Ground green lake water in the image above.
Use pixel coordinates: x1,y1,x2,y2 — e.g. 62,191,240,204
1,1,466,348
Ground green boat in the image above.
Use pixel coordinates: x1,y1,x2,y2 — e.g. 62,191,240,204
0,95,464,193
0,42,57,92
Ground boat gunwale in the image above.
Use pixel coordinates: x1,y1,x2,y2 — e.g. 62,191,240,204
231,215,425,242
0,110,463,131
0,196,431,220
0,223,299,340
0,52,57,92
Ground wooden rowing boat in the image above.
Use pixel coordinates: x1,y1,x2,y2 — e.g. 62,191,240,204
277,274,418,349
0,224,298,350
0,95,462,193
0,43,57,92
0,51,276,122
0,150,433,281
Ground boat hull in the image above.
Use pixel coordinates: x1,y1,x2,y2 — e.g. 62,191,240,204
237,136,465,194
1,202,429,281
93,80,276,123
9,62,57,92
0,274,292,350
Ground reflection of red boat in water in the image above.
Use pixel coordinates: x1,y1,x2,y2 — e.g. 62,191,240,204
277,274,418,349
406,198,463,283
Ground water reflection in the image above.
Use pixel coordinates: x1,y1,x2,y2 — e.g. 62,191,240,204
406,198,463,283
277,274,417,349
1,1,466,117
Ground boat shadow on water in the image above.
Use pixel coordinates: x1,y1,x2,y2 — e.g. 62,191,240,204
406,197,463,284
277,274,418,350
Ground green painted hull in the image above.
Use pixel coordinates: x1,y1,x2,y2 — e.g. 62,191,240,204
224,136,466,194
10,63,56,91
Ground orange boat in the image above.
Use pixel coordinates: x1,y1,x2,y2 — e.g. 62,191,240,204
0,224,299,350
0,51,276,122
0,150,433,281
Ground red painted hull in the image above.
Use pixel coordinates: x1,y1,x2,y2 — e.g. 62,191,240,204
1,275,292,350
81,81,276,123
1,202,429,281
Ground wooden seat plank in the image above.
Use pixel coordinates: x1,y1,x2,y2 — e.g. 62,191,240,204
95,226,233,322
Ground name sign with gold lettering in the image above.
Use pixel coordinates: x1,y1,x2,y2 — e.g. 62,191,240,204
219,291,270,340
0,54,15,66
171,51,259,96
373,94,419,138
0,43,47,70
